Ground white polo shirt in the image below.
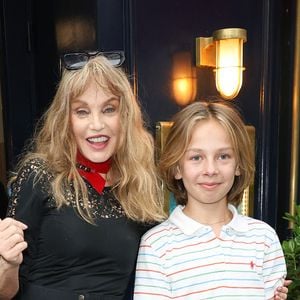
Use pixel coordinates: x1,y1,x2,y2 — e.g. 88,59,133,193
134,205,286,299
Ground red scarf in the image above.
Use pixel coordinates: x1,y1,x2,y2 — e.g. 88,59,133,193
76,151,112,194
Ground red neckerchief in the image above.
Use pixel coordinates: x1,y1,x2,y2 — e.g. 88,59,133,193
76,151,112,194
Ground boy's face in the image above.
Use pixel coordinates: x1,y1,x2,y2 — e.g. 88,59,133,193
175,119,240,209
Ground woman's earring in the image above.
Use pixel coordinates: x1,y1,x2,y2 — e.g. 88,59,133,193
235,166,241,176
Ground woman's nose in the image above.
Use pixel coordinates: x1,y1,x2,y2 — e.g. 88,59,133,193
90,114,104,131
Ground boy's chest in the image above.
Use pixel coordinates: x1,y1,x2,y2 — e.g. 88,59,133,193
160,230,266,299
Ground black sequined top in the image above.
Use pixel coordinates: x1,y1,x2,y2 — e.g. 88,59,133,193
7,159,152,299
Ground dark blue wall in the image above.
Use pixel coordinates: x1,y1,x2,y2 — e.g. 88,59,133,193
0,0,296,237
134,0,262,127
133,0,296,236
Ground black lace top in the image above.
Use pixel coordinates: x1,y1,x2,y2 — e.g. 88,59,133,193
7,159,152,299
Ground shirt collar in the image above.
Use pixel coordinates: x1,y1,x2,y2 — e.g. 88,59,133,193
226,204,249,232
169,204,249,236
169,205,203,235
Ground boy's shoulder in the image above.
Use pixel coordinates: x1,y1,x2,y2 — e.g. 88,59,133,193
140,206,191,250
237,213,277,235
141,217,175,241
139,216,184,258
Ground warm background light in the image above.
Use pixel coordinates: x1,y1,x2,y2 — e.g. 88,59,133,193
172,51,196,106
172,78,196,106
196,28,247,100
215,38,244,99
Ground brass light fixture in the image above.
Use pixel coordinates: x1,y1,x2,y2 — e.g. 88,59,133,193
196,28,247,100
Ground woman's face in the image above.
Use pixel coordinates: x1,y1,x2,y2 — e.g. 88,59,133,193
70,81,121,163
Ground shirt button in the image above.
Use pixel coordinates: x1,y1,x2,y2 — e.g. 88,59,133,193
78,295,85,300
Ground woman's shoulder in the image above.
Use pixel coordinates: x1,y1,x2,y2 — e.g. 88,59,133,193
7,158,55,218
17,157,51,178
23,157,48,170
10,157,53,192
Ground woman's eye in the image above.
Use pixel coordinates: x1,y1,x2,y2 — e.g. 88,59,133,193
103,105,116,114
75,109,89,117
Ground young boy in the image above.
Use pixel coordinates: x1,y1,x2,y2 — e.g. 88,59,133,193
134,100,287,299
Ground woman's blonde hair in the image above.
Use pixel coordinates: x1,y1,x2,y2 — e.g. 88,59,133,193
159,100,255,207
13,55,165,223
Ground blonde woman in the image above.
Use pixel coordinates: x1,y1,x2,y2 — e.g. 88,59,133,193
1,53,165,299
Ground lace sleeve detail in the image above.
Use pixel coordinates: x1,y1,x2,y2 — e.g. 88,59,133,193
6,158,53,218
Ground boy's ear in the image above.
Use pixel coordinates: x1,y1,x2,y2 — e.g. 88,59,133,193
235,166,241,176
174,165,182,180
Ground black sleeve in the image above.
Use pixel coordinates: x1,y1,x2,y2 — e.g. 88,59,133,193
6,160,51,283
0,181,8,218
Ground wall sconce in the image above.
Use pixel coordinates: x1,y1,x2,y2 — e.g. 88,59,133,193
196,28,247,100
172,51,197,106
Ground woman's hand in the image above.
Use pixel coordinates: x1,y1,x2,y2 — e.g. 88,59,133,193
0,218,27,267
274,280,293,299
0,218,27,299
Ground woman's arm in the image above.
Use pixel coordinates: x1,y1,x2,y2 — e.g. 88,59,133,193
0,218,27,299
0,259,20,300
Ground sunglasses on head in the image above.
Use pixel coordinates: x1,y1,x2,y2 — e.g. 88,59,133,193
60,50,125,71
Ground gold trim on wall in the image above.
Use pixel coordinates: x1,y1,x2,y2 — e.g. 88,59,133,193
155,122,174,213
238,125,255,217
155,121,255,216
289,0,300,221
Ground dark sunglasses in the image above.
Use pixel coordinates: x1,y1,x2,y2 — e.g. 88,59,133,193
60,50,125,71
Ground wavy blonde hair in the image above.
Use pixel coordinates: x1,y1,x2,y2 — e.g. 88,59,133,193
13,55,165,223
159,100,255,207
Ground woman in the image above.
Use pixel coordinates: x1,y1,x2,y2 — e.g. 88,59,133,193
1,53,165,299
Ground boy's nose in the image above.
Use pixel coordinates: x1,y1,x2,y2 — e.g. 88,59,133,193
202,159,218,176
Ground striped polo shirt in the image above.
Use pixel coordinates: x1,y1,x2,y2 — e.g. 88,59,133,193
134,205,286,299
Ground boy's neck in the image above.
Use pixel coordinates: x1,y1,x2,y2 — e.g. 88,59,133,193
183,202,232,226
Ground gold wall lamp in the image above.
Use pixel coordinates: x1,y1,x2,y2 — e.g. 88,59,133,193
196,28,247,100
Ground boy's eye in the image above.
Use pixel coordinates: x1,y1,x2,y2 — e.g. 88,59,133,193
219,153,230,160
191,155,202,161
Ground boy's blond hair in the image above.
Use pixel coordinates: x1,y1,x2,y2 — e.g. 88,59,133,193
159,100,255,207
